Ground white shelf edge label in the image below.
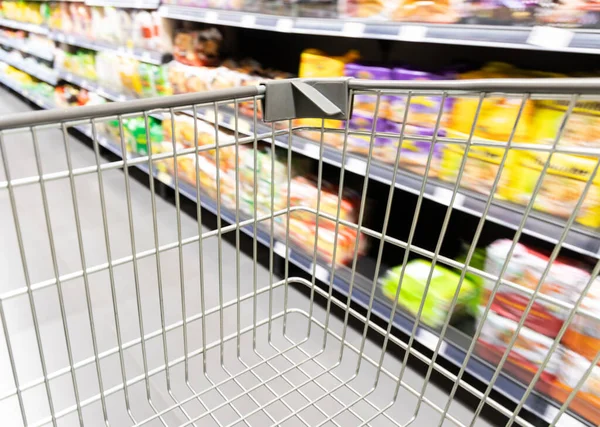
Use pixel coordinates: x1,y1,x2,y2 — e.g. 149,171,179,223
241,15,256,27
205,11,218,23
342,22,365,38
399,25,427,41
302,142,320,159
418,329,447,355
274,241,289,258
527,26,573,49
433,187,465,208
311,263,330,282
276,18,294,33
345,157,367,175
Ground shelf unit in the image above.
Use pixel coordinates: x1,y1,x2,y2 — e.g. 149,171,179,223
48,31,169,65
0,4,598,426
158,5,600,54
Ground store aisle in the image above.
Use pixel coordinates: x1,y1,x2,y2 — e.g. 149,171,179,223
0,87,492,427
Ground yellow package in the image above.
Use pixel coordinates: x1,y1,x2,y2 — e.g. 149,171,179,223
297,49,359,143
449,63,560,142
510,152,600,228
439,129,517,200
533,99,600,151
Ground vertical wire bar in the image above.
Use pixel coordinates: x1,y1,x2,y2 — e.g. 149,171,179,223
116,114,151,423
0,134,33,427
141,112,171,426
30,127,84,426
429,94,529,426
192,104,208,376
307,91,449,427
337,92,382,362
435,96,578,427
306,119,326,339
282,119,293,335
506,257,600,427
322,91,355,350
354,92,412,374
90,117,140,425
372,92,449,381
2,130,58,427
466,95,581,426
267,122,276,343
404,93,491,424
233,102,242,358
252,99,259,351
549,348,600,426
212,102,225,366
166,108,197,424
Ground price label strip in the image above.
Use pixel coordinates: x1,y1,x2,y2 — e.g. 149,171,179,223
342,22,365,38
527,26,573,50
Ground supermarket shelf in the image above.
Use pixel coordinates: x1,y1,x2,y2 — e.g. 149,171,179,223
0,53,58,85
0,18,48,36
84,0,160,8
191,105,600,260
158,5,600,55
0,37,54,62
0,74,55,109
57,70,129,102
0,76,590,427
48,31,169,65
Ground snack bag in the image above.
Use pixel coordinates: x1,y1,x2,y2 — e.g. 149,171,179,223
563,277,600,362
554,349,600,414
388,68,453,128
510,152,600,228
380,259,478,328
533,99,600,151
439,129,516,199
391,0,460,23
387,121,445,176
477,309,562,380
345,111,396,160
344,63,391,115
449,63,535,142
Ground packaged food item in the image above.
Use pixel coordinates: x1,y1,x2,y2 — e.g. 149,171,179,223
388,68,453,127
380,259,478,328
345,111,396,159
450,63,536,142
344,63,392,115
388,121,445,176
555,349,600,411
462,0,538,25
173,28,222,67
533,99,600,150
510,151,600,228
563,278,600,361
439,129,516,199
477,309,562,380
391,0,460,23
482,239,591,338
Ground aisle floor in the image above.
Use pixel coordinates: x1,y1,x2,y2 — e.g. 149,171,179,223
0,87,493,427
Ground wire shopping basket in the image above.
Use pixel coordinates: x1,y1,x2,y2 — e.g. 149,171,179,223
0,78,599,427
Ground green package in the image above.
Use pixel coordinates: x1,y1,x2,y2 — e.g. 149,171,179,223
380,259,478,328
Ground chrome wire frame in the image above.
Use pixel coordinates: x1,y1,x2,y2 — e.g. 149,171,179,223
0,79,599,427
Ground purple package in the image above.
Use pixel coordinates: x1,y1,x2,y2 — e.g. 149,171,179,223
389,68,454,127
345,64,392,114
386,121,445,175
346,111,395,156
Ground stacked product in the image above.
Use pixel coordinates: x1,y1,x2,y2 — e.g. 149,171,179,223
0,63,54,100
54,84,106,108
154,114,366,265
477,239,600,423
47,3,169,52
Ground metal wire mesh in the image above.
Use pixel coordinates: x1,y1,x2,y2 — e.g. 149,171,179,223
0,79,599,427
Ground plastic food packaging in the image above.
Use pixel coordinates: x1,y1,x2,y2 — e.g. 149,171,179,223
477,309,563,380
509,152,600,228
345,63,392,116
439,129,516,199
388,121,445,176
563,278,600,361
380,259,478,328
173,28,222,67
482,239,591,338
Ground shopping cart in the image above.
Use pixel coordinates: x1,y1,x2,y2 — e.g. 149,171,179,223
0,77,599,427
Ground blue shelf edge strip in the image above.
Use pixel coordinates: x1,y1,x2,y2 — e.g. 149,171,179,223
0,75,590,427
